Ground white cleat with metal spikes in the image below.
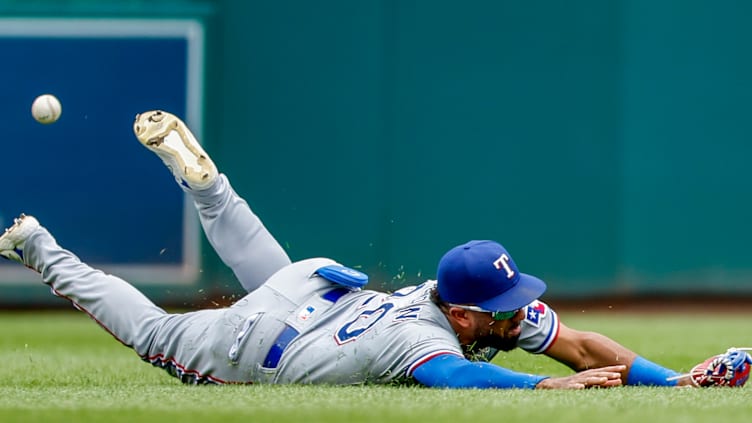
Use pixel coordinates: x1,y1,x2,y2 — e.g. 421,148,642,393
132,110,218,190
0,214,39,264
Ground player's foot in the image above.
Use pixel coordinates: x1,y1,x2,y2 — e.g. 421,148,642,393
133,110,218,190
0,214,40,264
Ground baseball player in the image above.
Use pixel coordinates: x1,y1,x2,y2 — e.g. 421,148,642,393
1,110,749,389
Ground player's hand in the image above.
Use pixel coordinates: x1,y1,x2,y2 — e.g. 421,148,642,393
535,365,626,389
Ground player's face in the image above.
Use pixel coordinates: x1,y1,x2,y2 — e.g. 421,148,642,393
470,308,526,352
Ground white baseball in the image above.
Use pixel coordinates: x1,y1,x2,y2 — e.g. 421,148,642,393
31,94,62,124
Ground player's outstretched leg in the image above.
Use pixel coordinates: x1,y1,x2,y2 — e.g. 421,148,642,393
132,110,291,293
1,213,168,358
133,110,218,190
0,213,251,384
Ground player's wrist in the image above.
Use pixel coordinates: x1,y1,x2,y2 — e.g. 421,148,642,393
534,377,553,389
626,356,680,386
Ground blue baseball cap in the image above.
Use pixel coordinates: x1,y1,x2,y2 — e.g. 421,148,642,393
437,240,547,312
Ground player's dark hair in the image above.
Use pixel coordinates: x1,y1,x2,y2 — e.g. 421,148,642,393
429,287,451,314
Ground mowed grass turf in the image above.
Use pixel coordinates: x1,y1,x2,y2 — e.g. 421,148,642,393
0,309,749,423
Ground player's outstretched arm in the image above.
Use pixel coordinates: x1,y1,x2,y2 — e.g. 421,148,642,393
543,322,690,387
411,354,623,389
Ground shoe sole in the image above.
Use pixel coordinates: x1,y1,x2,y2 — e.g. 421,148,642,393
133,110,217,189
0,214,40,263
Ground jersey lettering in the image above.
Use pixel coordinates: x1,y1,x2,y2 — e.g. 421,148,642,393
393,306,421,321
335,284,430,345
390,283,425,298
335,303,394,345
357,294,379,309
493,254,515,279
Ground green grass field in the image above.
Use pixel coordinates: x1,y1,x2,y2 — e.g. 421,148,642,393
0,309,749,422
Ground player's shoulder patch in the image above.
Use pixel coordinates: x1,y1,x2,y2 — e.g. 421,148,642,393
524,300,548,328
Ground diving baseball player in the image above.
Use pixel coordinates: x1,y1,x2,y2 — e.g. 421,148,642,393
1,110,748,388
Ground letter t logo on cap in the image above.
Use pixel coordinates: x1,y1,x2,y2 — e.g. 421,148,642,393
493,254,515,279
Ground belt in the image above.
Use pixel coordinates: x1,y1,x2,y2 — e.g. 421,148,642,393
262,287,350,368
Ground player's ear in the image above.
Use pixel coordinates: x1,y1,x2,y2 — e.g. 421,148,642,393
447,307,474,329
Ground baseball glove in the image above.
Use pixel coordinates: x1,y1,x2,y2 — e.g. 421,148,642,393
688,348,752,387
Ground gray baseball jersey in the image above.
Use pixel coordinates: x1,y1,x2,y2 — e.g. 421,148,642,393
20,174,559,385
268,278,560,385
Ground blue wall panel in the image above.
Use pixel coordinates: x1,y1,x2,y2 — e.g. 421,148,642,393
0,19,204,294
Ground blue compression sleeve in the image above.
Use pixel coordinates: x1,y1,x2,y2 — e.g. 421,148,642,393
412,354,548,389
626,356,680,386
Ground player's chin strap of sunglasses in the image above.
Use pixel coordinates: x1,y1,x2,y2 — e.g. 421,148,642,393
446,303,519,321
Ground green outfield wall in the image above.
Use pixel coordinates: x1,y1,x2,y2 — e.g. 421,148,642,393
2,0,752,305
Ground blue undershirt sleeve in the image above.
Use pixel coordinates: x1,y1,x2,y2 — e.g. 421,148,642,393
412,354,548,389
626,356,680,386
